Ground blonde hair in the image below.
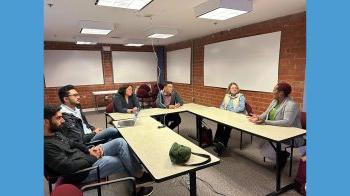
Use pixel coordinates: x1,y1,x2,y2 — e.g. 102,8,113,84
226,82,240,94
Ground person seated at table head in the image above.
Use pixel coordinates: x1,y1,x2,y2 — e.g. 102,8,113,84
58,84,119,144
44,105,154,195
113,84,140,113
248,82,304,168
213,82,246,156
155,81,184,130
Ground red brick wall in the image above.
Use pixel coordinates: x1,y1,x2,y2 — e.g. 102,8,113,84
166,12,306,114
44,41,156,108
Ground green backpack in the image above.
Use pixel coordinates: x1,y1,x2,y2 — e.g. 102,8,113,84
169,142,211,166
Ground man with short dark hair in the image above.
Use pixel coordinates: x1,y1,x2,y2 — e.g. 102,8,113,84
44,105,153,195
155,81,184,130
58,85,118,144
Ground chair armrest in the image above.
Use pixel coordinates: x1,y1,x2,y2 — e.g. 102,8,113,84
73,165,99,175
86,139,106,146
81,177,136,194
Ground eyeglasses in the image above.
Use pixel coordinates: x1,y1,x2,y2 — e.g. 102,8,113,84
68,93,80,97
55,115,63,120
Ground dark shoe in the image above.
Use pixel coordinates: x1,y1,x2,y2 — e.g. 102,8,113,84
136,172,154,185
136,186,153,196
278,151,290,170
213,142,225,156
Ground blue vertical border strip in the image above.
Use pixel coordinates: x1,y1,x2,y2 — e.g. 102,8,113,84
0,1,43,196
308,0,350,195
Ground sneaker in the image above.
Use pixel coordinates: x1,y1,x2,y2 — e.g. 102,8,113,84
136,172,154,185
136,186,153,196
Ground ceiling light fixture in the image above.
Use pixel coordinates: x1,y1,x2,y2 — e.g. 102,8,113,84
95,0,153,10
123,39,145,47
147,27,178,39
76,41,97,45
79,21,114,35
75,36,98,45
194,0,252,21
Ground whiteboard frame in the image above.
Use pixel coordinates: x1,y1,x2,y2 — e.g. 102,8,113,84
166,48,192,84
203,31,281,92
44,50,105,87
112,51,158,83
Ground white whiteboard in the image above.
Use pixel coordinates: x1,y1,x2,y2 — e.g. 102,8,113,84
44,50,104,87
112,51,157,83
204,31,281,92
167,48,191,84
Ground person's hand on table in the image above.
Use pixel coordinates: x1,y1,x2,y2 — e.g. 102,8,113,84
248,114,265,124
175,103,181,108
168,105,176,109
94,128,102,134
132,107,138,113
127,109,134,113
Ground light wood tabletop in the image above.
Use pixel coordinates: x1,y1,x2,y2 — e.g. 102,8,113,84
193,107,306,142
112,116,220,181
107,103,207,121
108,103,306,142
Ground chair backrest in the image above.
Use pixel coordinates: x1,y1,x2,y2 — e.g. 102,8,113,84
51,184,83,196
245,102,253,116
105,94,116,113
136,88,150,98
138,83,151,92
151,84,163,97
300,111,306,129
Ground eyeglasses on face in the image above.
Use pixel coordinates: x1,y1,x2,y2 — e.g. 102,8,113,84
68,93,80,97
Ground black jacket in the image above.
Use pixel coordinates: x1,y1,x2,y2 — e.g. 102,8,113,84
44,132,97,183
77,106,96,131
61,112,96,144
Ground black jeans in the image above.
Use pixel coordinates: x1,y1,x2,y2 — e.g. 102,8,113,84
157,113,181,130
214,124,232,147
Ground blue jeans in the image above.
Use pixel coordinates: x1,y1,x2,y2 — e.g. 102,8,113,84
82,138,142,183
90,127,120,142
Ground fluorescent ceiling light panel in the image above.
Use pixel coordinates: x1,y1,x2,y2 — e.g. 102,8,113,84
199,8,247,20
194,0,252,21
79,21,114,35
147,27,178,39
148,33,174,39
75,36,98,45
125,43,144,47
96,0,153,10
80,28,112,35
124,39,145,47
76,41,97,45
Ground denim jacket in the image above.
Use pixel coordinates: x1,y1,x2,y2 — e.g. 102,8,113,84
220,93,246,113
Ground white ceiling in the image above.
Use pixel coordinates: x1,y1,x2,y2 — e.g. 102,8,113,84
44,0,305,45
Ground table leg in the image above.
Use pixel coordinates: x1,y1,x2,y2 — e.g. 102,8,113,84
289,139,294,177
189,172,196,196
240,131,243,150
105,113,108,128
276,142,281,191
266,142,282,196
196,116,203,147
94,95,99,112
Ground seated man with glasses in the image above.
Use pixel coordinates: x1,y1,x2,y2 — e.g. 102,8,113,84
58,85,119,144
44,105,153,195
